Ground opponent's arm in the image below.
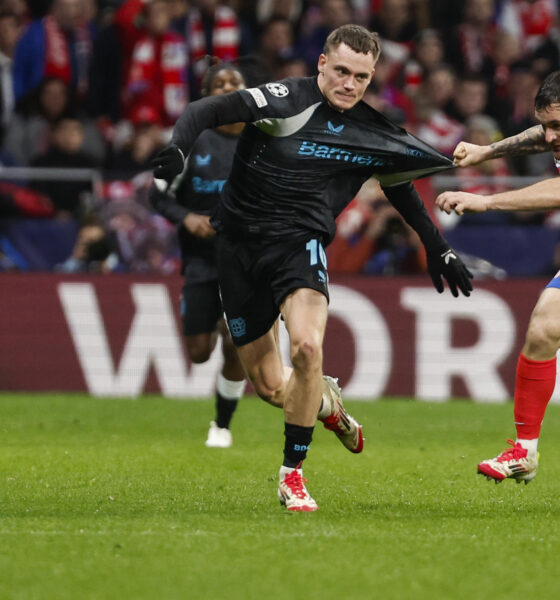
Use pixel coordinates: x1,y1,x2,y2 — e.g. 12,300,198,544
453,125,549,167
437,176,560,215
383,182,473,297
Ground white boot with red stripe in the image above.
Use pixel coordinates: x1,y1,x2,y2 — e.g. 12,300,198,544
477,439,539,484
278,463,318,512
318,376,364,454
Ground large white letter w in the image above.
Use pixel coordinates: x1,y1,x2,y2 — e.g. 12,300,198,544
58,282,194,397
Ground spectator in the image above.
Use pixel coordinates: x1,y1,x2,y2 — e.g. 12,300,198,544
501,67,553,176
3,77,105,166
257,16,296,79
87,11,123,124
56,218,118,273
185,0,241,98
489,29,524,102
256,0,303,27
123,0,187,126
12,0,94,109
328,178,425,274
0,11,22,142
369,0,418,77
31,116,100,218
363,52,416,127
414,64,464,155
444,0,496,77
103,198,178,273
106,104,165,179
275,55,309,79
446,75,490,124
297,0,353,71
133,232,179,274
2,0,29,22
498,0,557,53
402,29,445,96
370,0,417,43
453,114,512,226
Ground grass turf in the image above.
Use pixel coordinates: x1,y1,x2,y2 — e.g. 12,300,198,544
1,393,560,600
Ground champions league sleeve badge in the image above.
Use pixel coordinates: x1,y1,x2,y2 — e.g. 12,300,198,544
265,83,289,98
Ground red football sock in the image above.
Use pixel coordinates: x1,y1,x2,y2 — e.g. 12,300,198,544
514,353,557,439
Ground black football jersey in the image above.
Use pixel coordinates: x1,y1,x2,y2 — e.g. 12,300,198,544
171,76,452,244
152,128,239,270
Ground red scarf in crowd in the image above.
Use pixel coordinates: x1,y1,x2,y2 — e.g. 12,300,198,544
43,15,72,83
126,31,188,124
457,23,495,74
187,6,240,82
43,15,91,96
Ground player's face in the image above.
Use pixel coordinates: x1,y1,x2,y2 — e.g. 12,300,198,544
536,103,560,158
209,69,246,96
317,43,375,111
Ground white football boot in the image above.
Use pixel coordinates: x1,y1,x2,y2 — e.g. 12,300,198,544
278,464,318,512
205,421,233,448
477,439,538,484
319,376,364,453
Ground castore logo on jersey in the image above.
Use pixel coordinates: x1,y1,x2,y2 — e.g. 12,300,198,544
195,154,211,166
326,121,345,135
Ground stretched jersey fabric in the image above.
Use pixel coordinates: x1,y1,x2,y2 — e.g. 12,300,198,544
151,128,238,274
171,76,453,244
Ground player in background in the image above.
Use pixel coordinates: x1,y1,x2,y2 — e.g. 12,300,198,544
437,69,560,484
150,63,247,448
152,25,472,511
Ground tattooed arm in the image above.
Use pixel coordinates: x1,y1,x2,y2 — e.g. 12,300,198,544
453,125,549,167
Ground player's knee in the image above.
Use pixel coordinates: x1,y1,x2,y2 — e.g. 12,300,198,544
525,318,560,356
185,343,212,364
251,373,282,403
290,338,322,372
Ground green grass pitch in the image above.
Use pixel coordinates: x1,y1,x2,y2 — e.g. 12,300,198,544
2,393,560,600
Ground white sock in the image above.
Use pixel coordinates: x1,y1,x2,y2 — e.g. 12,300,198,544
217,373,245,400
516,438,539,457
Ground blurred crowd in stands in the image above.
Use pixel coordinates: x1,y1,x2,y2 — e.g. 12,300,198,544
1,0,560,276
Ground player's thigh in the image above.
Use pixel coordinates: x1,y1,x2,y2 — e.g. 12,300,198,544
236,324,286,399
272,236,330,360
281,288,328,357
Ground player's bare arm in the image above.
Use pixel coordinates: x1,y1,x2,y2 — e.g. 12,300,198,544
453,126,549,167
436,192,488,215
437,176,560,215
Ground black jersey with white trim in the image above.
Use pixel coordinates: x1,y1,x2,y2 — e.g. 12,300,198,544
171,76,453,243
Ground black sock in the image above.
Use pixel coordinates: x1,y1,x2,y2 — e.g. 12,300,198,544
215,393,238,429
283,422,314,468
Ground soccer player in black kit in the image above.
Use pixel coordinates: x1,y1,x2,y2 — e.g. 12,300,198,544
152,25,473,511
151,64,247,448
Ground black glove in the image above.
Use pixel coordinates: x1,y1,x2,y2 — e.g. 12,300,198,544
427,247,473,297
151,144,184,182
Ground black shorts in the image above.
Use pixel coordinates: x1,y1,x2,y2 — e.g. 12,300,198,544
217,234,330,346
180,280,223,336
